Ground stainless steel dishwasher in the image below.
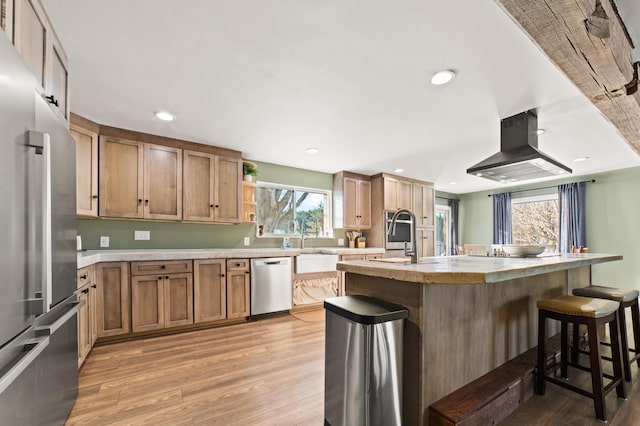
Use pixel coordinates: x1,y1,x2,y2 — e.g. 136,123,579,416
250,257,293,315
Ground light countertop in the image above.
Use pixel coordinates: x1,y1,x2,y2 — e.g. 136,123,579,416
77,247,385,269
337,253,623,285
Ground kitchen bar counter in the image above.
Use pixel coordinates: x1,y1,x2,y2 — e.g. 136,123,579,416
338,253,623,425
78,247,385,268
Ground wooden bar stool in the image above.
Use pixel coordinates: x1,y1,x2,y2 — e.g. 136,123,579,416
537,295,626,421
572,285,640,382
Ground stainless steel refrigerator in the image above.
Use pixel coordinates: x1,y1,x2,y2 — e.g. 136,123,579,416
0,31,80,425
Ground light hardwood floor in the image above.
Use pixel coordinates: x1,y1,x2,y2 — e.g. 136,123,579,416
68,313,639,425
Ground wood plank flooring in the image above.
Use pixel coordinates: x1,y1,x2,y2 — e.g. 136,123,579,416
67,312,640,425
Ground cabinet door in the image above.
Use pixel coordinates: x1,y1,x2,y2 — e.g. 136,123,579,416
164,273,193,327
13,0,46,88
89,283,98,346
413,183,435,227
96,262,130,337
99,137,144,218
131,275,164,333
183,150,215,222
71,124,98,217
194,260,226,323
343,177,359,228
77,284,91,367
384,177,412,211
47,35,68,119
214,156,241,223
144,143,182,220
417,227,435,258
227,270,250,319
356,179,371,229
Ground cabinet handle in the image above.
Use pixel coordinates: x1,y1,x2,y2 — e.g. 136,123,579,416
138,199,142,204
92,284,97,289
245,271,249,274
210,204,214,208
221,274,225,277
92,195,98,199
80,274,87,279
165,276,169,279
82,288,89,294
145,200,149,204
158,276,163,280
161,265,166,269
235,263,241,267
45,94,59,106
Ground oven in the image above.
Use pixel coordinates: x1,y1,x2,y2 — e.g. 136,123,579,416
385,211,414,250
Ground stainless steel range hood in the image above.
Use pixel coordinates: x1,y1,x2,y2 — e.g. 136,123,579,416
467,111,571,183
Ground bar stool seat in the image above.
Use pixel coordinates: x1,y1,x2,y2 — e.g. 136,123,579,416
572,285,640,382
537,295,626,421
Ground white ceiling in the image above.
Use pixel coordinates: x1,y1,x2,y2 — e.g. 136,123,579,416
42,0,640,194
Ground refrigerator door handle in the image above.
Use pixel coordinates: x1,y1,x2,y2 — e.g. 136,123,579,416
0,336,50,394
26,131,52,315
35,300,84,337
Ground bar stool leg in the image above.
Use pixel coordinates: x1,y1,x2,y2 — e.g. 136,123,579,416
536,310,547,395
571,324,580,365
631,300,640,368
609,311,627,400
617,305,632,382
561,321,568,379
587,317,606,421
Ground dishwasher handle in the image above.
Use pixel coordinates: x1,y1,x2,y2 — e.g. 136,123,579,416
264,260,282,265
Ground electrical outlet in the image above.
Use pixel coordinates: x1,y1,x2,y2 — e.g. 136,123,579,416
243,237,250,246
100,236,109,248
134,230,150,240
338,238,345,246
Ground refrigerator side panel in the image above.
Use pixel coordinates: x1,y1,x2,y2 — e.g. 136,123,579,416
0,29,36,344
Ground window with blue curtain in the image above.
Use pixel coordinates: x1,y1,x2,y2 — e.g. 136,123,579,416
558,182,587,253
493,192,512,244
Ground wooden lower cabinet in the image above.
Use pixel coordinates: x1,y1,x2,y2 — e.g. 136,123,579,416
226,259,250,319
131,272,193,332
194,260,226,323
77,281,97,367
96,262,130,338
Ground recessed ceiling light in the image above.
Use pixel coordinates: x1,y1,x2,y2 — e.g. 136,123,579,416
394,168,404,173
450,182,457,185
430,69,456,85
306,148,319,154
154,111,175,121
536,128,546,136
573,156,589,162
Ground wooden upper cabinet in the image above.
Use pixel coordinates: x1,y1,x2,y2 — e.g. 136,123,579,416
333,172,371,229
99,136,144,218
144,144,182,220
183,151,241,223
99,136,182,220
13,0,69,120
416,227,435,257
413,182,435,227
71,124,98,217
383,177,412,211
215,156,241,223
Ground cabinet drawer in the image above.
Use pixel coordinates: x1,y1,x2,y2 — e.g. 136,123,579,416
340,254,366,261
77,266,94,289
226,259,249,271
131,260,193,276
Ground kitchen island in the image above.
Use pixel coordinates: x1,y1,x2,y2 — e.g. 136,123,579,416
337,253,622,425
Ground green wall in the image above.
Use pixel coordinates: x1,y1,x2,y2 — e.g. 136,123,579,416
458,166,640,290
78,160,340,250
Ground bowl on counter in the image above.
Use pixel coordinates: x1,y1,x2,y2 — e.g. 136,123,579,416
501,245,546,257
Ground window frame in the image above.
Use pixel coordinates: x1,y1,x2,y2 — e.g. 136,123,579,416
255,181,333,238
435,205,451,256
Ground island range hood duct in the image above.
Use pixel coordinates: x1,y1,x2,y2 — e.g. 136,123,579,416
467,110,571,183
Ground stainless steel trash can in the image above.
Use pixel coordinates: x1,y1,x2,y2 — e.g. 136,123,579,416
324,295,409,426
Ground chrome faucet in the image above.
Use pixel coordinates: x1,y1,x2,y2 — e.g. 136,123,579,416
300,215,319,249
388,208,418,264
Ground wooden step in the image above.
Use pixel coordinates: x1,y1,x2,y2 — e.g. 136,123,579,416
429,334,561,426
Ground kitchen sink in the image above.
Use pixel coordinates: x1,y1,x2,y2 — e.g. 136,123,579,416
295,253,339,273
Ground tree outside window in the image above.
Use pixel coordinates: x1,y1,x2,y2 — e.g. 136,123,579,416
511,194,558,251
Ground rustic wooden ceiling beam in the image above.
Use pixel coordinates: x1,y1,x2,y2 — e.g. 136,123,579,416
495,0,640,155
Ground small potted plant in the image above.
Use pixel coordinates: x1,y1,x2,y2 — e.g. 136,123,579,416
243,162,258,182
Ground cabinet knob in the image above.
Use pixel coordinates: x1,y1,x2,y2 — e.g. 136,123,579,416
82,288,89,294
92,284,97,289
80,274,87,279
92,195,98,199
215,205,219,208
45,94,59,107
221,274,225,277
145,199,149,204
210,204,214,208
161,265,166,269
245,271,249,274
158,276,163,280
138,199,142,204
165,276,169,280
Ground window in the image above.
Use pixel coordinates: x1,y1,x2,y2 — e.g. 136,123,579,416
511,194,558,250
255,182,332,238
